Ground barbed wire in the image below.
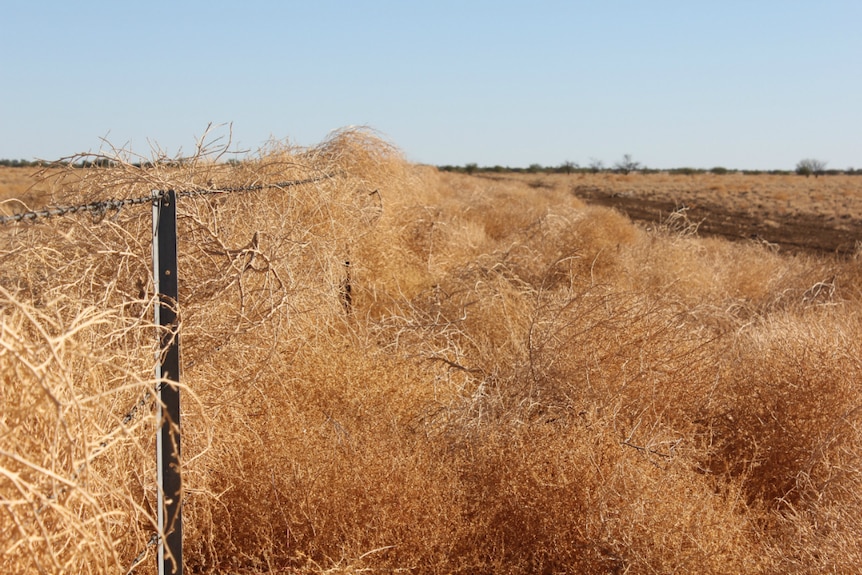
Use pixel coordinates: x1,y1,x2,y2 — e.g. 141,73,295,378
0,195,155,225
22,380,165,572
0,173,336,226
176,173,336,199
126,532,160,575
33,381,164,517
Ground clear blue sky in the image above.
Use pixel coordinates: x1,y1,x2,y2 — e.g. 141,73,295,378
1,1,860,170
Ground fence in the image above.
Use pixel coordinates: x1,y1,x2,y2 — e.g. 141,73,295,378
0,174,335,575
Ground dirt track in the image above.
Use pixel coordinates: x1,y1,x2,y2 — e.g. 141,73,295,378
572,185,862,256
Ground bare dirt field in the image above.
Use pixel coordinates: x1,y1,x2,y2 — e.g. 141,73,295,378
480,171,862,255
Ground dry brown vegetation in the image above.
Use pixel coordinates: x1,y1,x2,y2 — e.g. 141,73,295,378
0,168,55,208
2,130,861,574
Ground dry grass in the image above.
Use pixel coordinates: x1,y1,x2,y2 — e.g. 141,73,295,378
2,130,861,574
0,168,55,210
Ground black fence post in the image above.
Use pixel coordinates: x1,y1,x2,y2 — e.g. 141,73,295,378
152,190,182,575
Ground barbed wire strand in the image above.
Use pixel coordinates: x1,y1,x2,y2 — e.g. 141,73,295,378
126,532,160,575
0,173,336,226
33,381,163,514
23,380,164,572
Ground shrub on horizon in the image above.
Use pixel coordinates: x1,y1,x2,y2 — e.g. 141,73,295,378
796,158,827,177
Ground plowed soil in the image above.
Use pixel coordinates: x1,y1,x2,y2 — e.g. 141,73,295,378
484,172,862,256
572,184,861,255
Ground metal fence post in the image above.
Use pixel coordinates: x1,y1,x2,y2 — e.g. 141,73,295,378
152,190,182,575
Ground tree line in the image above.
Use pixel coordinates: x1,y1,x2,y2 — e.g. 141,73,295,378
2,156,857,176
437,156,859,177
0,158,192,169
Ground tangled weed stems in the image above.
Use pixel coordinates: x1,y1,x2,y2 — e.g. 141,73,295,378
2,128,861,573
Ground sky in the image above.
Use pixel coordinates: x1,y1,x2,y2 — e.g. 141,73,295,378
1,1,860,170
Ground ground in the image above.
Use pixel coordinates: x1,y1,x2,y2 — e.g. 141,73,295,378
480,171,862,255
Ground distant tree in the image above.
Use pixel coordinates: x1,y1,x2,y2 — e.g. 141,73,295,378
0,158,36,167
527,163,543,174
669,167,699,176
614,154,641,175
464,162,478,175
796,158,827,177
558,160,578,174
588,158,604,173
710,166,730,175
